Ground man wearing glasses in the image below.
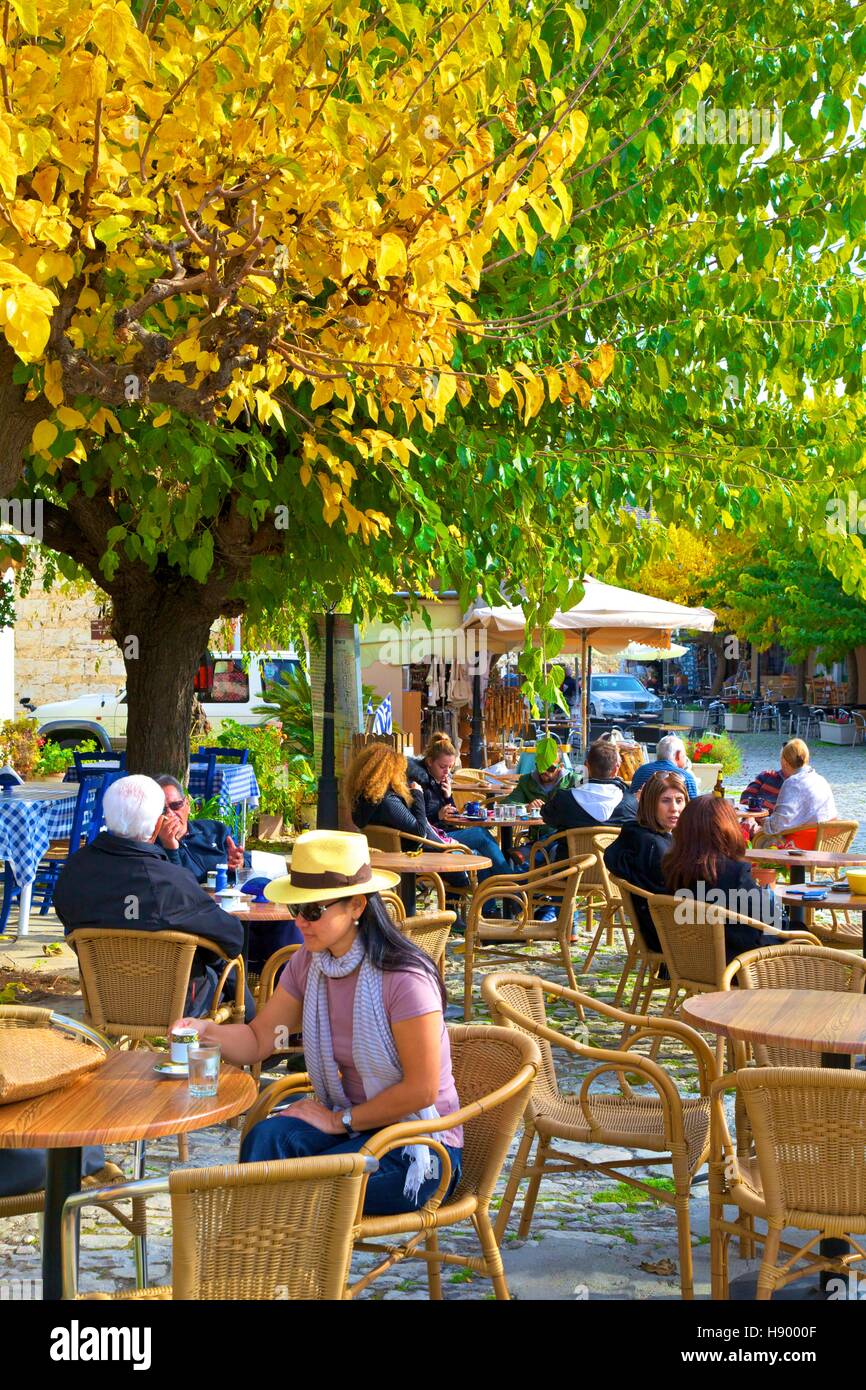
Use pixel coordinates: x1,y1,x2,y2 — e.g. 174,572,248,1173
155,775,251,885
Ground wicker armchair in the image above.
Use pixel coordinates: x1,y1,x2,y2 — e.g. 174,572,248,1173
67,928,247,1041
751,819,858,852
645,893,818,1055
0,1005,148,1288
710,1068,866,1299
462,859,589,1020
250,944,303,1083
61,1153,376,1300
531,826,629,974
608,878,673,1015
380,890,406,923
240,1024,540,1300
400,911,456,980
481,972,716,1300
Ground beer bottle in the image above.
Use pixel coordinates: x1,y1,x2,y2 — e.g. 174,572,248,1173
713,769,725,798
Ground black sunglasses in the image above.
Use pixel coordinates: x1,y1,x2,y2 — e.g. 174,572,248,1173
289,901,331,921
166,797,186,812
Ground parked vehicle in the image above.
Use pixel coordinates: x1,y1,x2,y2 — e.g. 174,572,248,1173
588,675,663,720
21,651,301,751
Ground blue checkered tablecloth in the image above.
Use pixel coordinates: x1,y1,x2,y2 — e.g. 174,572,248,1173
0,788,80,887
187,763,260,819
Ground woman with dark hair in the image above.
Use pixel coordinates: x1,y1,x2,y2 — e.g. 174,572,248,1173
604,771,688,952
174,830,462,1216
662,796,783,963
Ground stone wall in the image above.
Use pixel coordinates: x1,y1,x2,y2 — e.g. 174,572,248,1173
12,568,125,708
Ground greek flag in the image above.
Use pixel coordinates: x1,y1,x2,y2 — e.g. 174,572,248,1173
372,693,393,734
366,697,374,718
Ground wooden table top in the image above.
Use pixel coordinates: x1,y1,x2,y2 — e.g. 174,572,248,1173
369,849,492,874
0,1049,256,1148
775,886,866,911
207,892,294,921
745,848,866,868
682,989,866,1055
733,806,769,819
448,813,544,828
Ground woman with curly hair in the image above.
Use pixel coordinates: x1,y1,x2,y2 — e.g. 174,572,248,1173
347,742,442,849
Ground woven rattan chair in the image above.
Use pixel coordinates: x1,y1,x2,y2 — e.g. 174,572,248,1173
481,972,715,1299
0,1005,148,1287
531,826,629,970
60,1153,376,1300
240,1024,540,1300
752,819,858,852
400,910,456,981
462,859,589,1020
645,893,818,1055
710,1068,866,1299
68,928,247,1041
380,890,406,923
608,878,673,1016
250,944,303,1083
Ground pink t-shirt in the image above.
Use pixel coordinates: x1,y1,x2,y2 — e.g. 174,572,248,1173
280,949,462,1147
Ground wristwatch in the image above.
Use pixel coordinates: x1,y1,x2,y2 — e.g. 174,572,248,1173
340,1109,354,1136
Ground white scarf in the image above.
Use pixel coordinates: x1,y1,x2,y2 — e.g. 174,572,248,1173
302,935,440,1202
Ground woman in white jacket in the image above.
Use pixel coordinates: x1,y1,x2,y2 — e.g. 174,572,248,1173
758,739,837,836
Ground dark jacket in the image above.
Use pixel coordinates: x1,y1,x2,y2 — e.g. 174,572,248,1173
406,757,455,827
162,817,251,885
543,778,639,833
670,856,782,963
352,787,432,849
603,822,671,952
54,833,244,1007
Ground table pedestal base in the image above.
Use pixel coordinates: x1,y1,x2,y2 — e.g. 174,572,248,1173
44,1145,82,1300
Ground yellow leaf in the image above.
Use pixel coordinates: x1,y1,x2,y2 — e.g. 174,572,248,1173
31,419,57,451
176,335,200,363
76,287,100,311
522,374,545,424
43,359,63,406
588,344,615,386
551,178,573,227
57,405,86,429
546,371,563,404
8,0,37,35
247,274,276,295
152,409,171,427
0,146,18,199
310,381,334,409
376,231,407,281
299,463,312,486
31,166,57,205
341,243,367,277
91,3,135,59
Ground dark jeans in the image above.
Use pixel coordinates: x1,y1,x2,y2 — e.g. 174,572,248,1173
0,1146,106,1199
240,1113,462,1216
189,964,256,1022
445,826,518,879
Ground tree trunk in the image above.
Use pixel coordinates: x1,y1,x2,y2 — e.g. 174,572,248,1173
110,579,217,779
708,636,727,695
0,342,51,497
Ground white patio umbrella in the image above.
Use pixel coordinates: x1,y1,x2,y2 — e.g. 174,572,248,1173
462,577,716,754
619,641,689,662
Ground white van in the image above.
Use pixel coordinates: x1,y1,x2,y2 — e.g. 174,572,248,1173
24,650,301,751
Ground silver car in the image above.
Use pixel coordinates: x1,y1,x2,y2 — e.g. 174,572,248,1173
588,675,663,719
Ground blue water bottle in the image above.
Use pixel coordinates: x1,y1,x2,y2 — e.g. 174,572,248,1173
215,863,229,893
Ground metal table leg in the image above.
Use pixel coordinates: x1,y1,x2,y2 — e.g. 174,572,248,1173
43,1146,82,1300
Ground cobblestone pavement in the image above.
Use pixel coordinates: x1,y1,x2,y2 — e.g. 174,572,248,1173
1,730,858,1301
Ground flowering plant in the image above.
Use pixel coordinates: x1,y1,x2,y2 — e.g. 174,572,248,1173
686,733,743,777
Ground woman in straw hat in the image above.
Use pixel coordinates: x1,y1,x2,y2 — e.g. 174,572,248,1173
173,830,463,1216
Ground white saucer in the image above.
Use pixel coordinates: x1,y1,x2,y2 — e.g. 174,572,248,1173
153,1061,188,1079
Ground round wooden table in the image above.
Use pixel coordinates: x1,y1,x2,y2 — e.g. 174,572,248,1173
369,849,491,915
0,1050,256,1299
683,988,866,1298
745,848,866,928
208,892,299,967
774,885,866,955
448,811,545,858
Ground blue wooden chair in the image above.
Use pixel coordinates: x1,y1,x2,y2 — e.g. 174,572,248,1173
73,750,126,775
197,745,249,765
189,750,218,800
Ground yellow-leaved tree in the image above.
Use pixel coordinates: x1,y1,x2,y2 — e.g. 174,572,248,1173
0,0,600,520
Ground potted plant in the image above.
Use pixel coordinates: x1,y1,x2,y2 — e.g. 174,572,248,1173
686,733,744,794
678,703,706,729
724,701,752,733
819,714,857,744
35,739,73,782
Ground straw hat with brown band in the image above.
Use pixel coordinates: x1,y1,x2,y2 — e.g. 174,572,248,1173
264,830,401,905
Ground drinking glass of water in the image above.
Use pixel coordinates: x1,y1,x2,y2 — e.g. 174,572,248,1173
188,1045,221,1098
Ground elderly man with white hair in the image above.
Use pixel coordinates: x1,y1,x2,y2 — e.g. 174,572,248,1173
629,734,698,800
54,774,250,1019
